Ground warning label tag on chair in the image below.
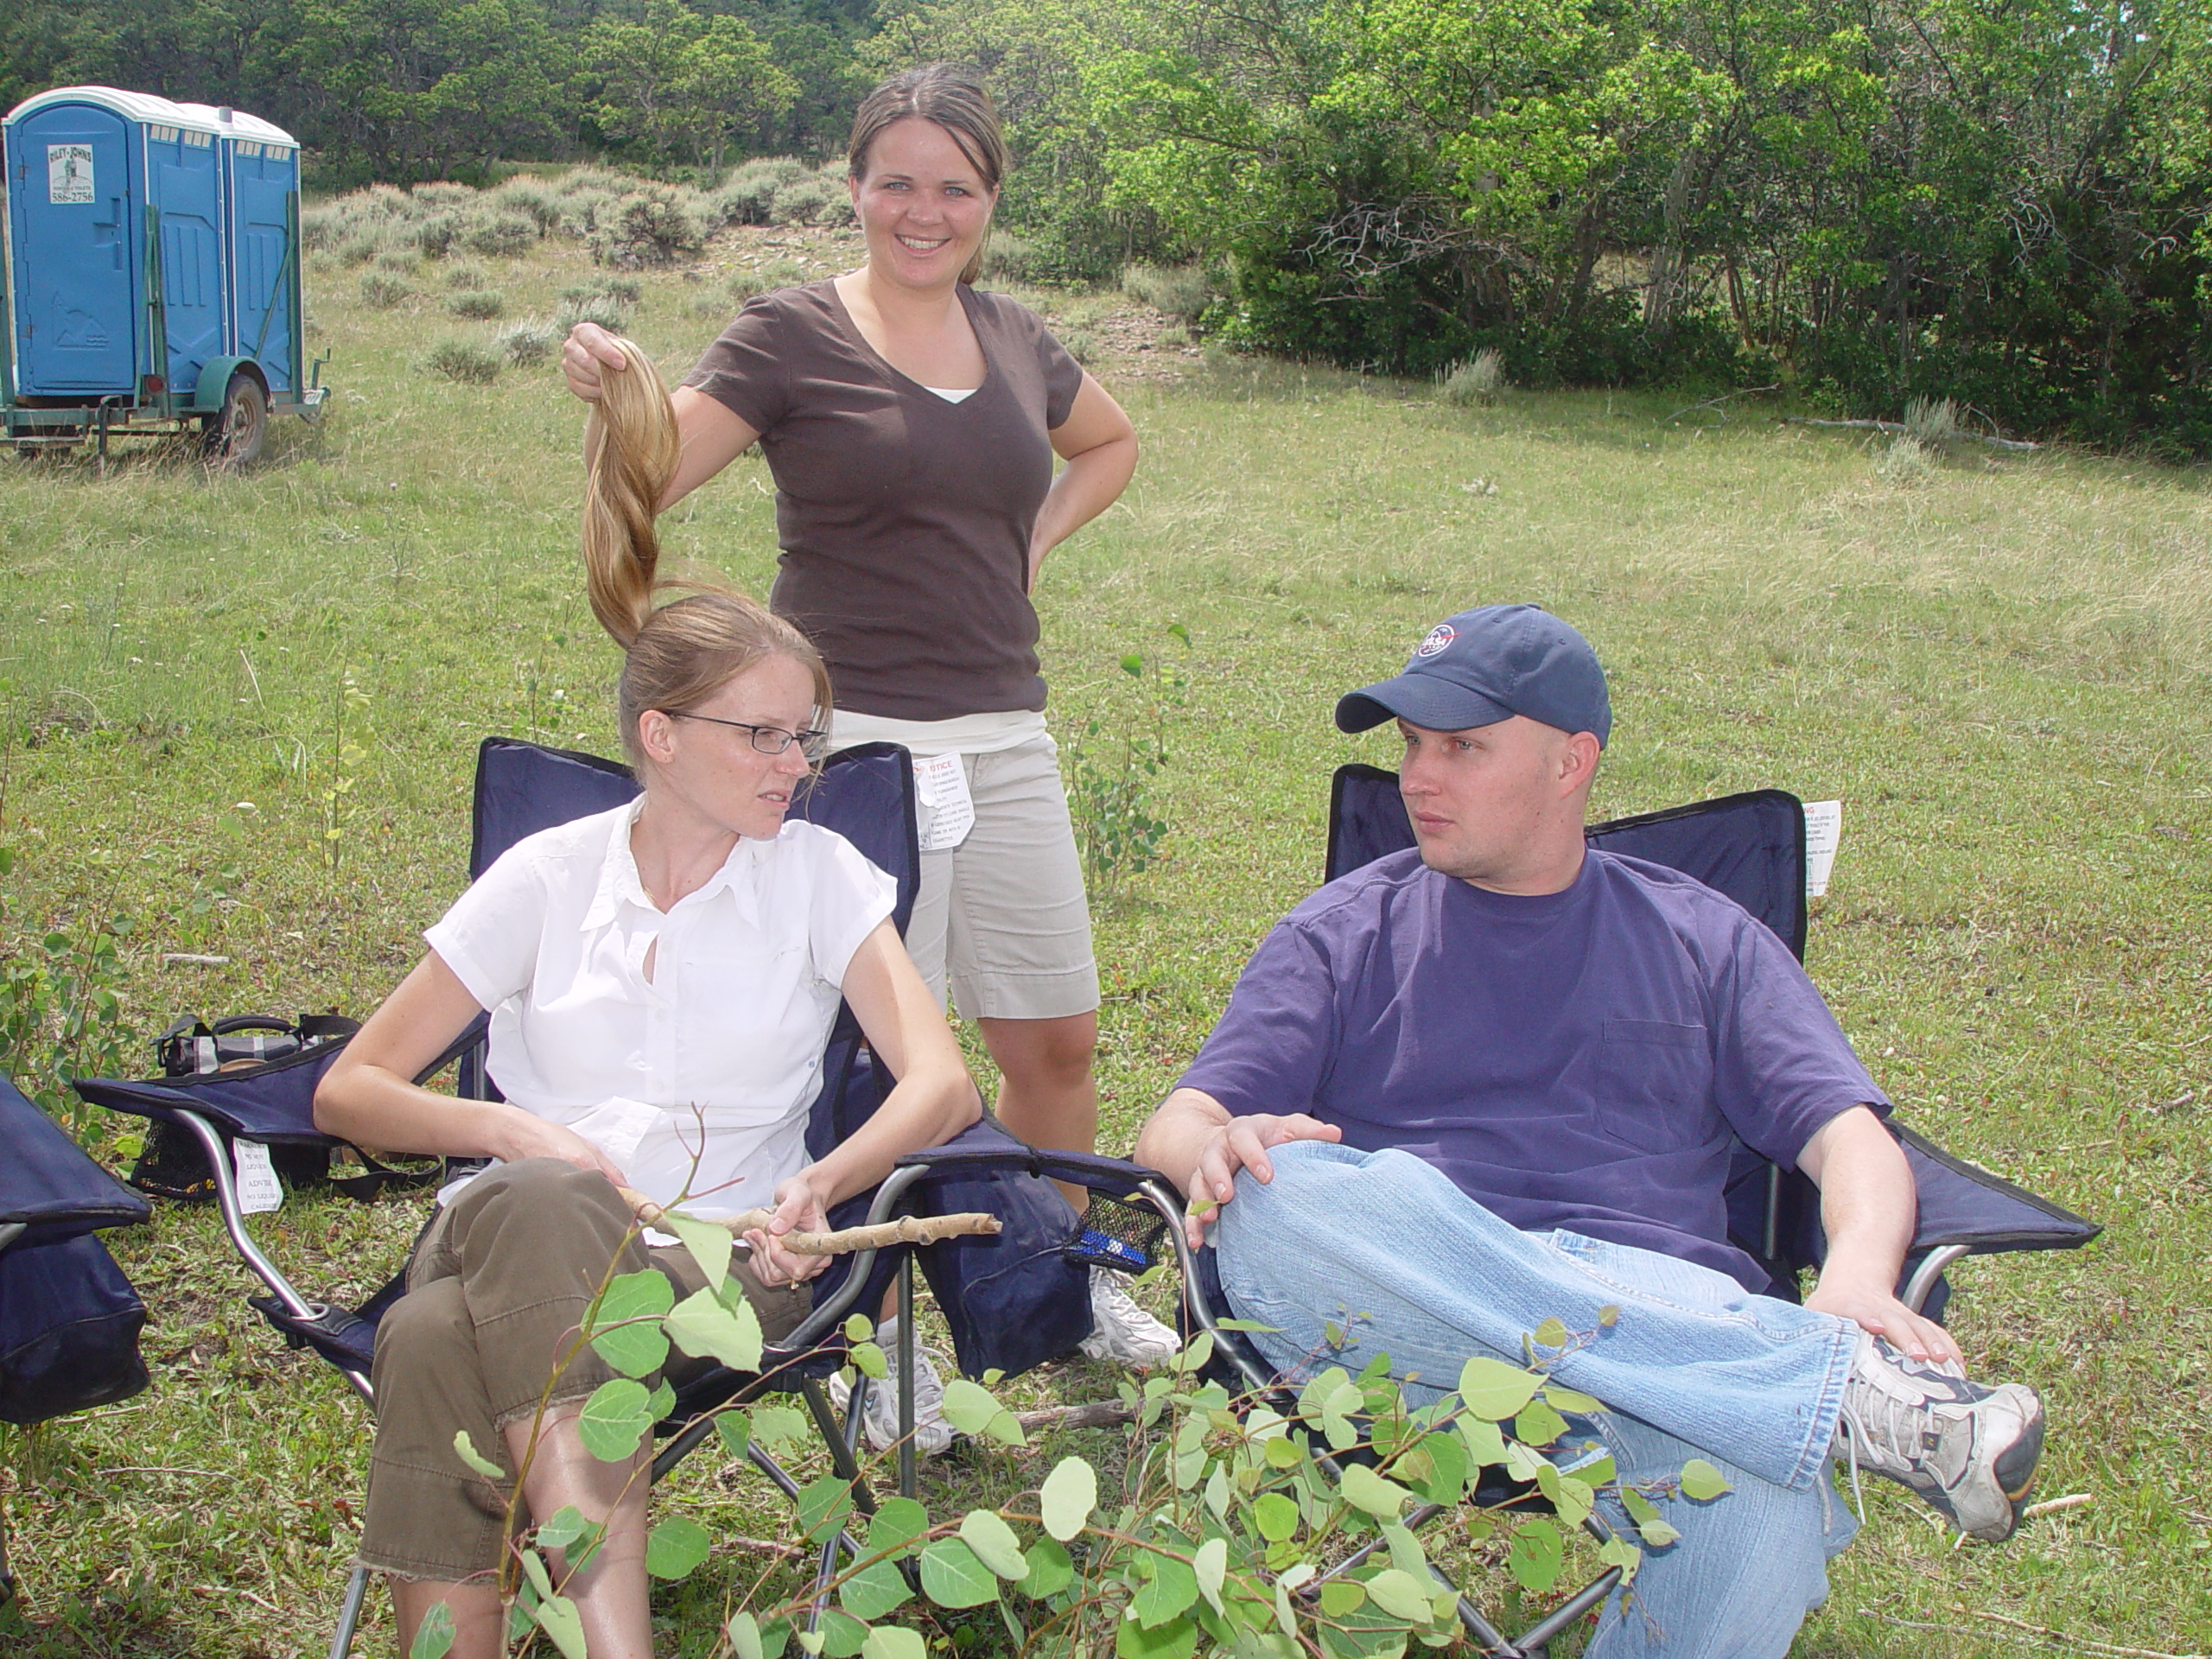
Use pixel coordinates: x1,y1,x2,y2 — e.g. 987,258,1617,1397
233,1139,285,1214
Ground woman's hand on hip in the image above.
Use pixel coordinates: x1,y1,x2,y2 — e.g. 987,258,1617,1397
744,1168,838,1285
562,322,632,404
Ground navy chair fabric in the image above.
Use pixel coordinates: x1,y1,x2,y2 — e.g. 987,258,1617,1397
1,1076,150,1425
1319,764,2098,1300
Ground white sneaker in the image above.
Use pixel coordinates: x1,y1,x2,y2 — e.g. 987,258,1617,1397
1833,1332,2044,1542
828,1317,955,1458
1077,1266,1181,1367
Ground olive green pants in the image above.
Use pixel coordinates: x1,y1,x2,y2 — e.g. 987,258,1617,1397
359,1158,810,1580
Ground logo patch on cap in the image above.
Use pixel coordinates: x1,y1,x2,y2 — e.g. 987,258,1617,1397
1414,623,1456,658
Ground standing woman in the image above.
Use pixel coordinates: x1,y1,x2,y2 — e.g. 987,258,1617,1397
562,63,1176,1400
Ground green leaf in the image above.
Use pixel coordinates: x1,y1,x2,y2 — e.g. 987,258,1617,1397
1505,1518,1565,1593
1381,1523,1427,1581
959,1509,1028,1580
1020,1537,1073,1599
645,1378,676,1422
664,1284,763,1371
1513,1400,1570,1447
1597,1305,1620,1328
1116,1612,1198,1659
1252,1491,1300,1542
1264,1435,1305,1471
408,1601,456,1659
817,1608,869,1658
1338,1461,1412,1519
1542,1383,1604,1415
451,1428,506,1482
1401,1431,1468,1504
1455,1357,1540,1421
1276,1561,1314,1637
919,1538,1000,1608
532,1594,588,1659
645,1516,711,1580
1621,1489,1660,1526
576,1379,654,1462
1318,1580,1366,1617
1680,1459,1733,1502
795,1633,824,1656
940,1376,1025,1445
796,1473,855,1544
714,1408,752,1459
664,1211,733,1291
751,1403,808,1452
1597,1535,1644,1584
1635,1511,1681,1548
1532,1318,1569,1348
850,1340,887,1381
518,1548,556,1604
1456,1414,1507,1469
1362,1567,1435,1624
861,1629,925,1659
593,1282,677,1380
1133,1552,1199,1627
868,1497,931,1558
535,1505,595,1554
728,1612,765,1659
1121,652,1146,676
841,1556,912,1621
1192,1536,1227,1614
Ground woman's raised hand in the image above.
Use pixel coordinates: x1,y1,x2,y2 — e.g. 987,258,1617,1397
562,321,632,404
743,1167,839,1286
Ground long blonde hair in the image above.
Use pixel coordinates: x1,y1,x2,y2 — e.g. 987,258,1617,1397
581,339,831,766
848,63,1009,286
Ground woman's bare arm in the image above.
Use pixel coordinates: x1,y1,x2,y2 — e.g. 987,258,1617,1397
1029,372,1138,586
313,953,626,1182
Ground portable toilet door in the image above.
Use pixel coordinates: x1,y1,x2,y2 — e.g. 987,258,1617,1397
216,116,300,396
5,94,143,394
143,117,226,399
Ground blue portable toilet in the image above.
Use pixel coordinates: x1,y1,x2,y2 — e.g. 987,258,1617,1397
3,86,323,459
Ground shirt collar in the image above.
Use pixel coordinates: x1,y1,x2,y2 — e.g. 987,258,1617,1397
581,798,776,931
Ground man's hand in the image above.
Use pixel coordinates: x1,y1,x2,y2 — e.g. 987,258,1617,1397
1804,1281,1963,1370
1135,1088,1340,1249
742,1168,836,1287
561,321,631,404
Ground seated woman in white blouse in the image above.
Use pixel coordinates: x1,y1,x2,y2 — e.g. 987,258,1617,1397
314,342,979,1659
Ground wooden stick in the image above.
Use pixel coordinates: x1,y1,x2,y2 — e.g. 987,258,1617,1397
618,1187,1001,1255
1780,416,2040,450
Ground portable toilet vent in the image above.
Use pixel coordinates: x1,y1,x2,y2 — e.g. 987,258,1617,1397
3,86,314,442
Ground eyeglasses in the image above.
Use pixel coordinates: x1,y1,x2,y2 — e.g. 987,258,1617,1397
668,711,830,760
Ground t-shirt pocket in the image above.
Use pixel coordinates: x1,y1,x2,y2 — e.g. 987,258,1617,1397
1592,1017,1713,1152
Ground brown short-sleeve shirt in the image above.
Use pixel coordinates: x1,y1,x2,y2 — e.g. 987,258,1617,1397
683,281,1084,721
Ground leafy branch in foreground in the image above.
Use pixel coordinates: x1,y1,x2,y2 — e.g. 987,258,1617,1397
409,1186,1732,1659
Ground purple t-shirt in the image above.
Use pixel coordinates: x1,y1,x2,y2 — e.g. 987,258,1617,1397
1177,848,1889,1290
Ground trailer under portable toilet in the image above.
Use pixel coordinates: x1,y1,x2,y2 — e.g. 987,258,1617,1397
2,86,327,461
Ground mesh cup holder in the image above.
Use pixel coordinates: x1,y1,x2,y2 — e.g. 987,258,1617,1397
1065,1192,1171,1276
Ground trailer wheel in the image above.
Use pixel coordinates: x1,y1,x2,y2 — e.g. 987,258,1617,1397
207,372,268,467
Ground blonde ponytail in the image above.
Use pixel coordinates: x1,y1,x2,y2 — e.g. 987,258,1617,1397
578,337,835,768
582,337,683,649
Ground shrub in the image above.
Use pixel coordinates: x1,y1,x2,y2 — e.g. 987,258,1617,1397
424,340,501,385
1876,434,1937,484
410,214,459,259
493,180,563,233
590,189,705,268
446,264,488,290
1059,329,1097,365
412,181,476,207
555,295,629,334
714,156,810,226
758,257,809,289
349,182,414,224
301,204,346,251
495,321,556,367
359,272,412,309
558,191,616,238
982,231,1038,283
448,290,505,320
373,249,416,274
1440,347,1507,407
461,212,537,259
1122,261,1213,323
1904,394,1961,447
767,176,835,226
338,232,384,266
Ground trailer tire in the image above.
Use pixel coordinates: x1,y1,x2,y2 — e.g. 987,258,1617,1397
207,372,268,467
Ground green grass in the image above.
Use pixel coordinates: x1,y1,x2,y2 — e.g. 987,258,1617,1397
2,230,2209,1657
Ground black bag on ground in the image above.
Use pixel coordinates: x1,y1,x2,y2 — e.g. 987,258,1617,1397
0,1231,149,1424
128,1014,435,1202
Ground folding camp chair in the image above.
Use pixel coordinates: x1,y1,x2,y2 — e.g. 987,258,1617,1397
0,1075,152,1602
1140,768,2104,1659
69,736,1192,1656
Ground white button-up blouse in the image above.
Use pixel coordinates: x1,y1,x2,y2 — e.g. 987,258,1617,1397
424,798,896,1216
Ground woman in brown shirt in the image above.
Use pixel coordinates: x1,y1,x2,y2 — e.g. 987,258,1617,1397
563,64,1176,1432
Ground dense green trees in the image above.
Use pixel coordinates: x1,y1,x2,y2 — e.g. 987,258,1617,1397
5,0,2208,446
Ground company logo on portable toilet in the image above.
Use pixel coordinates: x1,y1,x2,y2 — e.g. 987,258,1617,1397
48,143,94,203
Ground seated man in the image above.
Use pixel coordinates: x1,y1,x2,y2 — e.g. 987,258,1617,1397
1135,604,2044,1657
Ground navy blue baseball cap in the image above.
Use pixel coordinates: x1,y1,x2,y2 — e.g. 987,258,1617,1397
1335,604,1611,745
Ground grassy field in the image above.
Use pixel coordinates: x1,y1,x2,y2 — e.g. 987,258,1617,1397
1,218,2209,1658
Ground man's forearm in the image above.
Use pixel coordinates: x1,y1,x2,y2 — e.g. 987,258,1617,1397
1135,1088,1231,1193
1801,1106,1915,1298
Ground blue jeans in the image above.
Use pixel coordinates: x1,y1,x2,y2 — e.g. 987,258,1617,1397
1213,1141,1860,1658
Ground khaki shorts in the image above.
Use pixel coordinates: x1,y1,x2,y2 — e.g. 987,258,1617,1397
906,734,1100,1022
358,1159,810,1580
